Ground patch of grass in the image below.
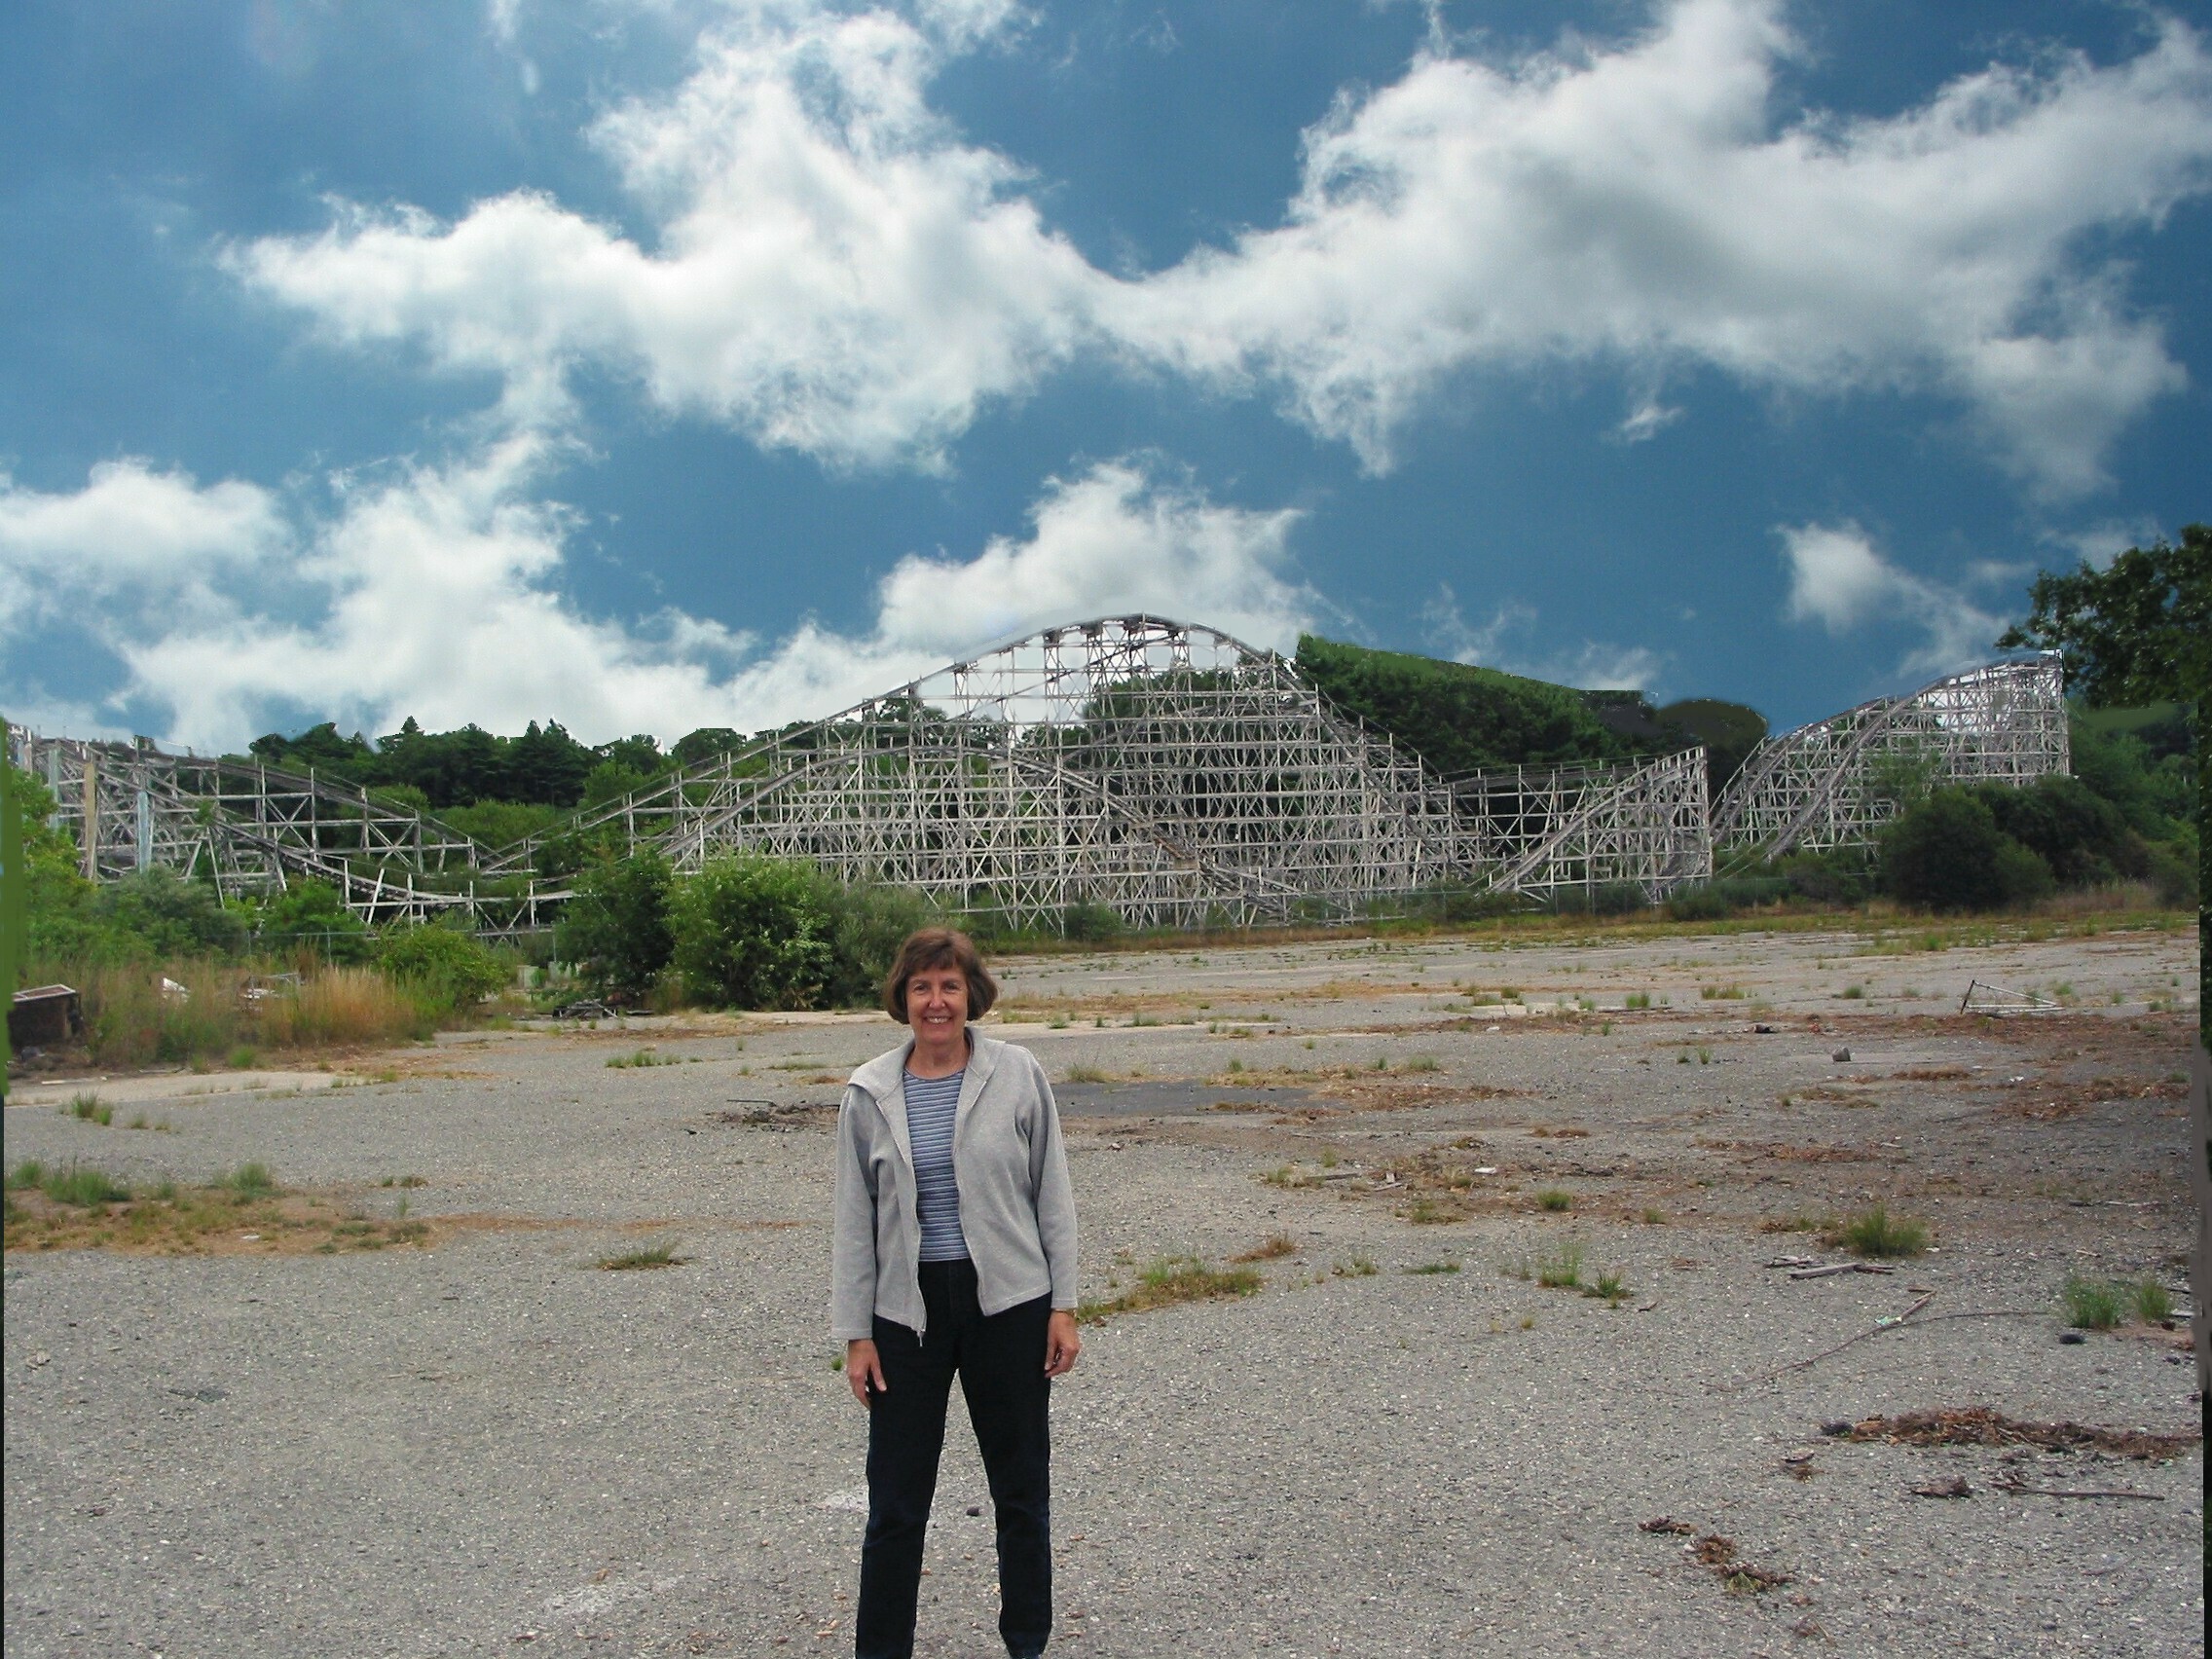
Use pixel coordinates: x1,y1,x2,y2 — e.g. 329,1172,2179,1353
1588,1271,1629,1304
1534,1188,1573,1212
1700,984,1746,1000
41,1164,133,1206
217,1162,278,1198
1405,1197,1459,1225
1318,1148,1340,1169
1823,1204,1928,1258
67,1093,113,1126
1231,1233,1298,1263
1639,1207,1668,1225
1332,1255,1379,1278
1624,992,1651,1010
1838,983,1865,999
1062,1063,1114,1085
1405,1260,1460,1275
2131,1277,2175,1323
1758,1214,1821,1234
1536,1242,1585,1289
227,1045,260,1070
8,1160,47,1191
2061,1276,2125,1329
1077,1255,1262,1321
599,1242,685,1271
5,1173,433,1256
1404,1054,1442,1073
607,1048,681,1068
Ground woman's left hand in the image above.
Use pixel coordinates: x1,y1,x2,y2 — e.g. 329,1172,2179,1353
1044,1309,1082,1378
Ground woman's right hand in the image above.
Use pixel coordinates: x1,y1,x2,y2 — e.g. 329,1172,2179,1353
846,1339,886,1407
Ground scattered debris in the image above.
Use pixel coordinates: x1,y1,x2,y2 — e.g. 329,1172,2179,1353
2058,1330,2087,1346
1910,1477,1972,1499
1991,1472,2164,1501
1788,1262,1896,1280
1692,1533,1790,1594
555,999,618,1021
1959,979,2060,1014
1830,1047,1851,1062
1842,1409,2198,1460
1639,1517,1695,1534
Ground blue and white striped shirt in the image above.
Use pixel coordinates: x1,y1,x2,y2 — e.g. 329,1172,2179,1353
903,1068,969,1262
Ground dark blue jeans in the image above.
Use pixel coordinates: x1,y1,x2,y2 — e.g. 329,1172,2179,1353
857,1260,1052,1659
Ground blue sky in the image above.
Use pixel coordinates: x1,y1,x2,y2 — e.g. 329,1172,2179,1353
3,0,2207,752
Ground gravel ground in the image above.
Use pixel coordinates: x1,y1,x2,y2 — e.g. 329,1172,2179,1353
4,920,2201,1657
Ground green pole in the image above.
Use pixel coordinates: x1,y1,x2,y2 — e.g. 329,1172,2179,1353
0,719,23,1103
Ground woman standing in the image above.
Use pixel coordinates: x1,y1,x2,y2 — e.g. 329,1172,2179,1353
831,928,1081,1659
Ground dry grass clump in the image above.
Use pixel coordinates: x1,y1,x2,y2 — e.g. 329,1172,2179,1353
4,1163,432,1256
55,962,440,1069
1231,1233,1298,1262
1820,1204,1929,1258
1077,1255,1262,1323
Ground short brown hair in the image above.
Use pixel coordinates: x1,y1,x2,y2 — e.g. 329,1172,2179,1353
883,928,998,1021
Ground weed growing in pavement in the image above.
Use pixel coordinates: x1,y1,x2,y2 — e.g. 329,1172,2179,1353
2132,1277,2175,1322
66,1093,114,1125
227,1045,260,1070
1624,992,1651,1010
1589,1271,1629,1304
2062,1276,2124,1329
1370,1055,1388,1071
1758,1214,1821,1234
1838,984,1865,1000
8,1161,45,1191
1499,1254,1532,1281
1130,1014,1160,1028
1404,1054,1441,1073
218,1162,278,1198
600,1242,685,1270
1063,1064,1114,1085
1319,1148,1340,1169
606,1049,680,1069
1824,1204,1928,1258
1405,1261,1460,1275
38,1163,133,1206
1677,1051,1691,1064
1535,1188,1573,1212
1700,984,1746,1000
1231,1233,1298,1263
1536,1243,1585,1289
1639,1207,1668,1225
1404,1198,1459,1225
1332,1256,1379,1278
1518,1314,1536,1330
1260,1164,1310,1188
1077,1255,1262,1321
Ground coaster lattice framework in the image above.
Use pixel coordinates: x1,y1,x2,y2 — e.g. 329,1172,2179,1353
9,614,1734,934
3,734,537,929
1711,656,2068,862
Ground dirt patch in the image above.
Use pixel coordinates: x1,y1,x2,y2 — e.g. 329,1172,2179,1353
1835,1408,2200,1461
5,1185,437,1257
1695,1139,1883,1163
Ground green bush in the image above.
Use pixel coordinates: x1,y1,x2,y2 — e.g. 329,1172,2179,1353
669,856,837,1010
377,925,509,1013
554,852,675,999
91,868,250,961
1974,775,2134,887
1665,884,1731,922
1880,789,2050,911
1059,902,1124,941
821,879,939,1006
255,878,374,965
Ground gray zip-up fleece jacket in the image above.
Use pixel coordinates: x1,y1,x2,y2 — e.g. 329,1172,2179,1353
830,1033,1078,1342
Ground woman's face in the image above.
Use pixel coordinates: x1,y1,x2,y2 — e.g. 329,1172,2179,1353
905,965,969,1041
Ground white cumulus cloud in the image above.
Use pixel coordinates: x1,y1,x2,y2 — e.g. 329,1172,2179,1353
1779,521,2007,680
233,1,2212,494
2,442,1313,753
